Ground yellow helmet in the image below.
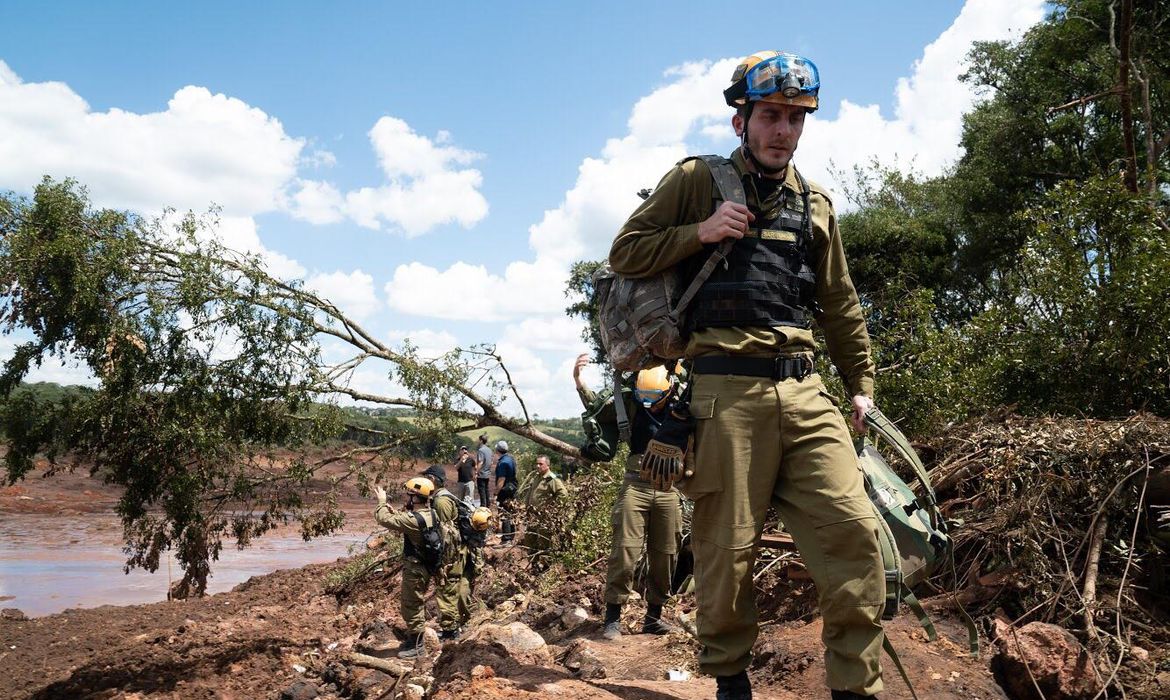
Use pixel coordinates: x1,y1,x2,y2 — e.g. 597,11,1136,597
725,51,820,112
470,507,493,532
404,477,435,499
635,365,673,408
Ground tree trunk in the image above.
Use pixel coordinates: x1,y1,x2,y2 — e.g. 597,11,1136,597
1118,0,1139,193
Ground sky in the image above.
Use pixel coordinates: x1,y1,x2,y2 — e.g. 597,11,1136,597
0,0,1047,419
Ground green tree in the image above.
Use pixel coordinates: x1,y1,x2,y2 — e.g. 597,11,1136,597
0,178,580,597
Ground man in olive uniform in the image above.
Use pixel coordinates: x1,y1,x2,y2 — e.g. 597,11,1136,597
573,354,682,639
610,51,884,700
458,506,494,620
520,455,569,559
420,465,467,641
373,477,445,659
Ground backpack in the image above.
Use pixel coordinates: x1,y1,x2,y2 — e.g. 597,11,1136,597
496,454,518,497
594,155,746,372
438,490,487,549
579,380,635,462
857,408,978,655
411,504,462,575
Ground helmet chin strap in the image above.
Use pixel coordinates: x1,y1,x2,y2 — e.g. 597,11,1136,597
741,104,785,177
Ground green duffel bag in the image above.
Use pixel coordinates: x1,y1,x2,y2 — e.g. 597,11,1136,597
857,407,978,656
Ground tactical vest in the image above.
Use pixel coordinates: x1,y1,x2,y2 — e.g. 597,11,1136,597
629,404,664,456
684,158,817,330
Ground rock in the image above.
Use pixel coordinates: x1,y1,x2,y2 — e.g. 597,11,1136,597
563,639,606,679
467,622,547,653
408,674,434,693
1130,645,1149,662
471,664,495,680
360,618,393,640
401,683,426,700
279,679,320,700
1,609,27,621
422,627,442,653
560,606,589,630
992,621,1104,700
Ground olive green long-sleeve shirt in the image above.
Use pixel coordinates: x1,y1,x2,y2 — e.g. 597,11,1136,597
609,148,875,399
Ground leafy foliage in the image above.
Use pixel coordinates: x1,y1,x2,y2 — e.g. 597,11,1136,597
0,178,580,596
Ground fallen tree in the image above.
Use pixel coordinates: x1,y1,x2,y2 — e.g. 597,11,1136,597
0,177,580,597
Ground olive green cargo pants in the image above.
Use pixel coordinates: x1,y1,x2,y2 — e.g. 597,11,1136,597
605,465,682,607
458,548,485,622
681,372,885,696
435,557,465,633
401,559,431,635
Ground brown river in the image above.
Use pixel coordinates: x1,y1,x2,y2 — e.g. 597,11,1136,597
0,512,369,617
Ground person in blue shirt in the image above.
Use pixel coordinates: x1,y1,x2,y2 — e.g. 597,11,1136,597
493,441,519,542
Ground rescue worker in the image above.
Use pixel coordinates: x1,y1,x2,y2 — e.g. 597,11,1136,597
573,354,682,640
610,51,885,700
458,506,494,621
519,454,569,559
372,477,444,659
420,465,466,641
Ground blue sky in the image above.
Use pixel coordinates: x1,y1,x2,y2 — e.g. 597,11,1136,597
0,0,1046,418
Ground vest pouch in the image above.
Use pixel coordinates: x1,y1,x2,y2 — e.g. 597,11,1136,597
675,394,720,499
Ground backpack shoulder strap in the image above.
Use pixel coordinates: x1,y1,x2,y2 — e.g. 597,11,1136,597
863,408,939,509
668,155,744,322
690,155,747,207
412,510,427,531
614,372,631,443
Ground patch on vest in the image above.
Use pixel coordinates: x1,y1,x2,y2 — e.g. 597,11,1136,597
750,228,797,242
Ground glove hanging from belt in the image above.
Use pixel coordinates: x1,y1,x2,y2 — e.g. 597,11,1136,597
639,403,695,491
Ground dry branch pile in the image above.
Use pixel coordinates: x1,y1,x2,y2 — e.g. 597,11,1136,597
918,412,1170,694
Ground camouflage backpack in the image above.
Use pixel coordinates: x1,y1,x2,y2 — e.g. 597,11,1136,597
857,408,978,655
594,155,745,372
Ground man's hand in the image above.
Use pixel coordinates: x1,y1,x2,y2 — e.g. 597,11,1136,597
697,201,754,244
572,353,589,391
851,395,875,433
373,485,387,505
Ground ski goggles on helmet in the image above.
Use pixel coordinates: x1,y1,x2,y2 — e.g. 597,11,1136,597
724,53,820,107
634,387,668,407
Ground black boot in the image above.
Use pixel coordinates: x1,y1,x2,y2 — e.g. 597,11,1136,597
716,670,751,700
830,691,877,699
602,603,622,640
641,603,678,635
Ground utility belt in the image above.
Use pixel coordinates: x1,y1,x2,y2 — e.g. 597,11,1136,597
691,354,814,381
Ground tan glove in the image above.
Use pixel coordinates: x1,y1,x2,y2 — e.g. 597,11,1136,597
639,405,695,491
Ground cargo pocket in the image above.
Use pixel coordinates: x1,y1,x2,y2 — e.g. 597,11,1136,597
676,394,721,499
814,496,885,607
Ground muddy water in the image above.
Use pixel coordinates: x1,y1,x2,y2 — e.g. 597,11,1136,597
0,513,369,617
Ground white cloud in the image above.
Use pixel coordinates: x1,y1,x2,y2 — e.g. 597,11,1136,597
386,328,459,358
0,69,303,216
306,269,380,321
501,317,590,352
290,117,489,236
796,0,1047,192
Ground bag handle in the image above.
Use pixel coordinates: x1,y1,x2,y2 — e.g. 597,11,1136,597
863,407,940,509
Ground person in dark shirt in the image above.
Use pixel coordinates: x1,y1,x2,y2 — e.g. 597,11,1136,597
454,446,477,506
494,441,518,543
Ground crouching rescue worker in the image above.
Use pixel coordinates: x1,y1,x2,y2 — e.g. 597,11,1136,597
611,51,885,700
372,477,449,659
573,354,683,639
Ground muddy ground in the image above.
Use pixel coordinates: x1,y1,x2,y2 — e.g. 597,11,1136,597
1,454,1010,699
1,536,1009,700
